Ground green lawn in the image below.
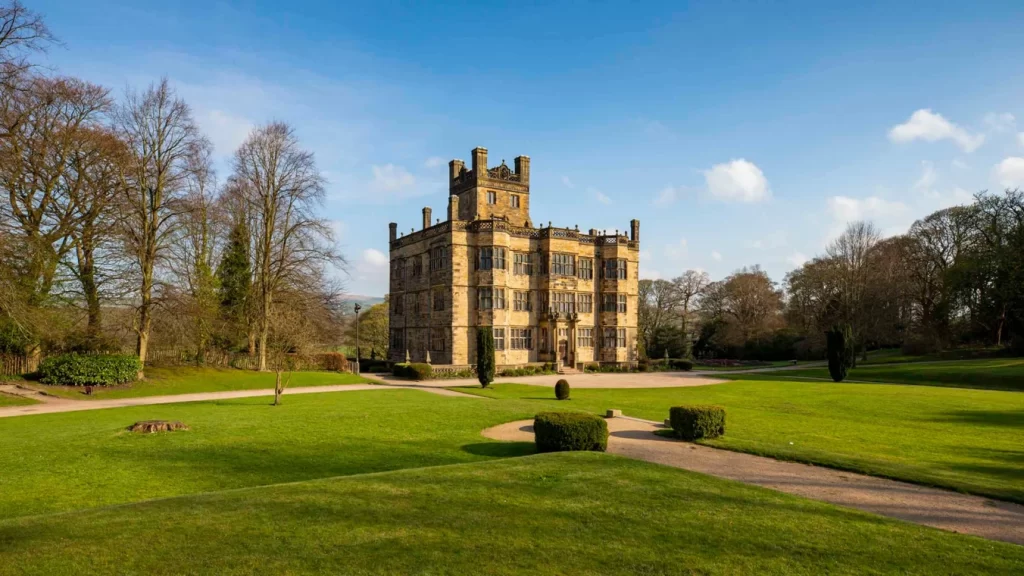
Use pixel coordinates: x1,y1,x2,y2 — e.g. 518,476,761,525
26,366,371,400
0,389,535,519
457,380,1024,503
750,358,1024,391
0,392,36,407
2,454,1020,575
693,360,801,371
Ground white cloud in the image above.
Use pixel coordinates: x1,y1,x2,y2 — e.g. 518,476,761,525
994,157,1024,188
640,268,662,280
653,186,679,206
196,109,254,159
704,159,770,202
951,159,970,170
1018,133,1024,147
665,238,688,260
370,164,416,193
888,109,984,153
828,195,909,224
424,156,445,169
590,187,612,205
913,160,938,192
984,112,1016,132
787,252,808,268
748,231,787,251
362,248,388,267
711,250,722,261
561,176,575,189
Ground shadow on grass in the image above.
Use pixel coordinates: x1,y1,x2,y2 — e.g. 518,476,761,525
937,409,1024,429
461,442,536,457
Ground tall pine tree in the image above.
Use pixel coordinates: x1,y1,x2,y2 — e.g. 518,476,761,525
216,219,251,348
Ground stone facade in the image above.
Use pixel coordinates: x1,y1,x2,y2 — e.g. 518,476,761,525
388,147,640,369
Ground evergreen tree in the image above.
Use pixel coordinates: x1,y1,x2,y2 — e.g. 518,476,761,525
826,324,852,382
476,326,495,388
216,219,251,337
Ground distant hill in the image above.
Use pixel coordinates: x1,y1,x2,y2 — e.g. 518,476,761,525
343,295,385,314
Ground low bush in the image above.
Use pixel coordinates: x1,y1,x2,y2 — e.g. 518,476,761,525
392,362,433,380
317,352,349,372
669,359,693,371
358,359,391,373
669,405,726,441
38,353,141,387
533,411,608,452
554,379,570,400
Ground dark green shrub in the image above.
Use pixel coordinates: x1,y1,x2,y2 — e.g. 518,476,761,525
669,405,726,441
39,353,141,386
554,379,570,400
391,363,410,378
359,359,391,373
477,327,495,387
827,325,852,382
534,411,607,452
669,359,693,371
407,362,432,380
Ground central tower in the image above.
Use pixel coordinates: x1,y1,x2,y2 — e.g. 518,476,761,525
448,147,532,226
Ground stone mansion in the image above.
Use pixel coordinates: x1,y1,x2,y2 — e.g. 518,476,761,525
387,147,640,369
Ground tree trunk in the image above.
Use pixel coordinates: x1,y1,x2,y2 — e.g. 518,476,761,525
274,370,282,405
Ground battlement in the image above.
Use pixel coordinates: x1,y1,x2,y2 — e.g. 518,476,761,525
449,147,530,195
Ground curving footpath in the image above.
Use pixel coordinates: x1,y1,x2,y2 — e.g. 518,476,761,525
483,417,1024,546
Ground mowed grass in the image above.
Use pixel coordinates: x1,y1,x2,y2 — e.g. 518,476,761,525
457,380,1024,502
0,392,36,407
0,389,536,519
27,366,371,400
753,358,1024,391
2,454,1021,576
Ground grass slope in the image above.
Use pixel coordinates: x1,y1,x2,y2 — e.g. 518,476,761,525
749,358,1024,391
1,454,1020,576
458,380,1024,502
29,366,371,400
0,392,36,407
0,389,535,519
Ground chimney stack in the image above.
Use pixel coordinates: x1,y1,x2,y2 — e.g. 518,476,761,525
448,195,460,221
422,207,432,230
389,222,397,243
630,219,640,243
471,147,488,174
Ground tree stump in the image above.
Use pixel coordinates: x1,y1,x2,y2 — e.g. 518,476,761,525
128,420,189,433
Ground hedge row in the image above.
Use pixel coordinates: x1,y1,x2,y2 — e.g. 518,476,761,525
39,353,142,386
669,405,726,441
533,411,608,452
392,362,433,380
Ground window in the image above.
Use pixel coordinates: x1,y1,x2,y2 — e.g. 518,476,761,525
394,295,404,315
578,328,593,348
493,328,505,351
510,194,520,208
603,328,617,348
578,258,593,280
550,253,575,276
603,294,616,313
487,191,497,204
513,291,531,311
390,329,404,350
577,294,593,313
477,288,505,310
429,246,448,271
558,328,569,340
477,247,506,271
551,292,574,315
617,328,627,348
540,327,547,351
513,252,533,275
412,257,423,277
433,289,445,311
511,328,533,350
617,294,627,313
603,258,627,279
410,293,420,316
428,328,444,352
392,258,405,280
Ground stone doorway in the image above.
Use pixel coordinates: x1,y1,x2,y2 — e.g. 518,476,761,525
558,340,570,366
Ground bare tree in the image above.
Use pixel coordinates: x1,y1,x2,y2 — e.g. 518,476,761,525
231,122,337,371
115,79,205,370
0,1,55,89
672,270,710,357
637,279,680,358
826,221,881,362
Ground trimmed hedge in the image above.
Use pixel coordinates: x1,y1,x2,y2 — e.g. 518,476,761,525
391,362,433,380
669,359,693,371
554,379,570,400
533,411,608,452
39,353,141,386
669,405,726,441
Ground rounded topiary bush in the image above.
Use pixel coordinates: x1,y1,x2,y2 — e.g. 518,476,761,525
554,379,570,400
393,362,432,380
669,359,693,371
38,353,141,387
533,411,608,452
669,405,725,441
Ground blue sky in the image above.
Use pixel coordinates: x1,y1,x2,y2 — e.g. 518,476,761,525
31,1,1024,296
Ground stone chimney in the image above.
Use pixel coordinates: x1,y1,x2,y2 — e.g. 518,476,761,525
389,222,397,243
630,219,640,242
471,147,488,174
422,207,432,230
514,155,530,184
448,194,459,221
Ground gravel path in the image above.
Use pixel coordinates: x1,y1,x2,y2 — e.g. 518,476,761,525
0,384,477,419
372,372,727,389
482,417,1024,546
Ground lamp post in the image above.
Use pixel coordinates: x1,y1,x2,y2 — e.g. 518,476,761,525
353,303,361,374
